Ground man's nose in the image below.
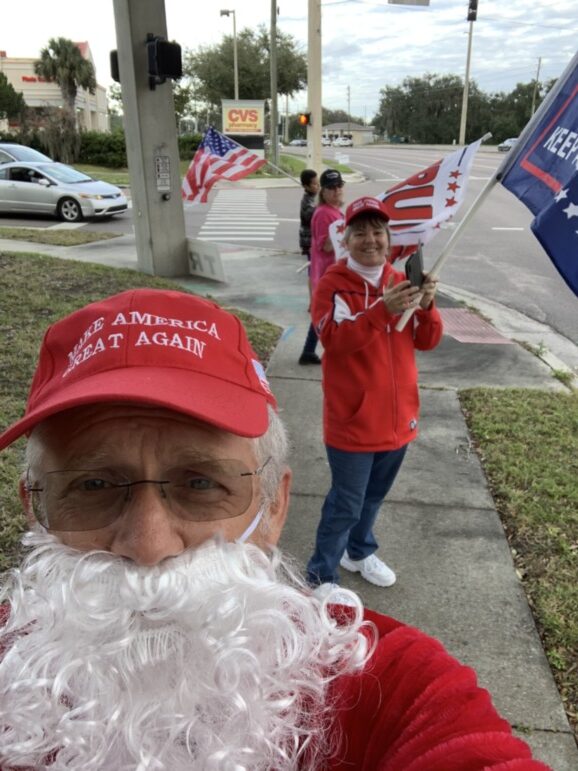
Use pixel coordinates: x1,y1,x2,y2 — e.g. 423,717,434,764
110,482,186,566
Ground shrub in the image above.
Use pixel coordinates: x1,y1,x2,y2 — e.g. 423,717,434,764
178,133,202,161
78,130,127,168
0,130,46,153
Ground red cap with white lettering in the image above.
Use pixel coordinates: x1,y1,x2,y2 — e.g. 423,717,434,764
0,289,277,449
344,196,390,226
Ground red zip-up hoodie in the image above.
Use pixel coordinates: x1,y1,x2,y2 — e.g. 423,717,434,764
312,259,443,452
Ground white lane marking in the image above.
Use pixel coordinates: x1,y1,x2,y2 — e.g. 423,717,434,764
47,222,84,230
207,236,274,241
198,189,279,243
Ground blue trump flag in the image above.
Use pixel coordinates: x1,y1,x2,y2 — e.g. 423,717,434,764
499,51,578,297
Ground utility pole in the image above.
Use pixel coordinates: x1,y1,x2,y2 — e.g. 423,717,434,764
307,0,322,172
459,0,477,145
347,85,351,134
219,10,238,100
270,0,279,167
112,0,187,276
530,57,542,116
284,93,290,143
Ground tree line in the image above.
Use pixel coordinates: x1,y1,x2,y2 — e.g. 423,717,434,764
1,30,554,157
373,73,555,144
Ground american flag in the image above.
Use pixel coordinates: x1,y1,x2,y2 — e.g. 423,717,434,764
181,127,266,204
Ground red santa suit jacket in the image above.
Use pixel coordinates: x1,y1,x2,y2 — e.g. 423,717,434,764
312,259,443,452
0,604,550,770
322,608,550,770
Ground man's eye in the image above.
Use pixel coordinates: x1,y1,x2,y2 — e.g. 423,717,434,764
185,475,220,491
79,478,114,492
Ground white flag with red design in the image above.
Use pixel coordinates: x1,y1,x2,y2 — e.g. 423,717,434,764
328,218,350,259
378,138,483,260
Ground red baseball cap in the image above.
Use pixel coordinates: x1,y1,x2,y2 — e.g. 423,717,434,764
344,196,390,226
0,289,277,450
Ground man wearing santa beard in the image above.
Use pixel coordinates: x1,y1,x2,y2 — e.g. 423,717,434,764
0,289,548,770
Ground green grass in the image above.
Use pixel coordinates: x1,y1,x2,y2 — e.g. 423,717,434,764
460,388,578,735
75,156,353,190
0,227,120,246
0,251,282,572
73,164,131,186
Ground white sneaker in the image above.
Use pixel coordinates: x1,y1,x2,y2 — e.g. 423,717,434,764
311,582,358,607
340,552,396,587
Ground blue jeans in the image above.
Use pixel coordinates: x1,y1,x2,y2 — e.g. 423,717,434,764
306,444,408,586
301,323,318,355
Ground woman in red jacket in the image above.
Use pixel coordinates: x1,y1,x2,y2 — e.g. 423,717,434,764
306,196,443,597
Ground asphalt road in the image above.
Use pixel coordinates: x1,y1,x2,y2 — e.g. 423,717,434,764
1,145,576,347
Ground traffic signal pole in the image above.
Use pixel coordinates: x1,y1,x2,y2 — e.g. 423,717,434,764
307,0,322,173
112,0,188,276
459,0,477,145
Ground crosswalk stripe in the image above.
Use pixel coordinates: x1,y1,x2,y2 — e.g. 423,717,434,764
198,189,278,244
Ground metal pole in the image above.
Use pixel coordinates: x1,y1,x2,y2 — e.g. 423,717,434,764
232,11,239,100
307,0,322,172
270,0,278,167
458,20,473,145
530,56,542,117
347,85,351,134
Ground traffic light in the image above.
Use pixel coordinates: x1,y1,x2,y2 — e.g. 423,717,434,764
298,112,312,127
467,0,478,22
146,34,183,90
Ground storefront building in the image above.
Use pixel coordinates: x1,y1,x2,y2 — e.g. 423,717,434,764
0,42,109,132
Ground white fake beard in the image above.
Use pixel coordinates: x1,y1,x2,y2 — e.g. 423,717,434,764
0,530,370,771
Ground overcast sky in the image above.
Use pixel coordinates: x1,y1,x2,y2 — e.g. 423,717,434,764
5,0,577,120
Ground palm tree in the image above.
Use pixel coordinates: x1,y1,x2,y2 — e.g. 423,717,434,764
34,37,96,117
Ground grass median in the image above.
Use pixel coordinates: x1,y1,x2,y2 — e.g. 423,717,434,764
0,227,120,247
461,388,578,737
0,251,282,570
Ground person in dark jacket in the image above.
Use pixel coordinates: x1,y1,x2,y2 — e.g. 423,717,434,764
298,169,321,364
307,196,443,597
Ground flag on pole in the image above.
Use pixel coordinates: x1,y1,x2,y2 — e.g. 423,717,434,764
325,139,483,263
499,53,578,297
378,138,483,260
181,127,266,204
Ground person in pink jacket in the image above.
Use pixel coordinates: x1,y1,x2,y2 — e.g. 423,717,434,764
300,169,345,365
307,196,443,596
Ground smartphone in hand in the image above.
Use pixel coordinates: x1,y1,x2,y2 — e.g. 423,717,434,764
405,244,424,288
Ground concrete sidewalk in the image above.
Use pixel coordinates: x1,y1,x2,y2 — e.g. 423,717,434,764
2,235,577,768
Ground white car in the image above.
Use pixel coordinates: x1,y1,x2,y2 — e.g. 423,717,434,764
0,161,128,221
497,137,518,152
321,136,332,146
0,143,53,164
333,137,353,147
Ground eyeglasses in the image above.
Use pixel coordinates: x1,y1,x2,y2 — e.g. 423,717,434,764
26,457,271,532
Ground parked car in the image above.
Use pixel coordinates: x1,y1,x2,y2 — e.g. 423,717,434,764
321,136,332,146
497,137,518,152
0,143,53,164
289,138,307,146
0,161,128,221
333,136,353,147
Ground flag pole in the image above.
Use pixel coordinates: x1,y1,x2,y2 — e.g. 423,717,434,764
396,132,494,331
